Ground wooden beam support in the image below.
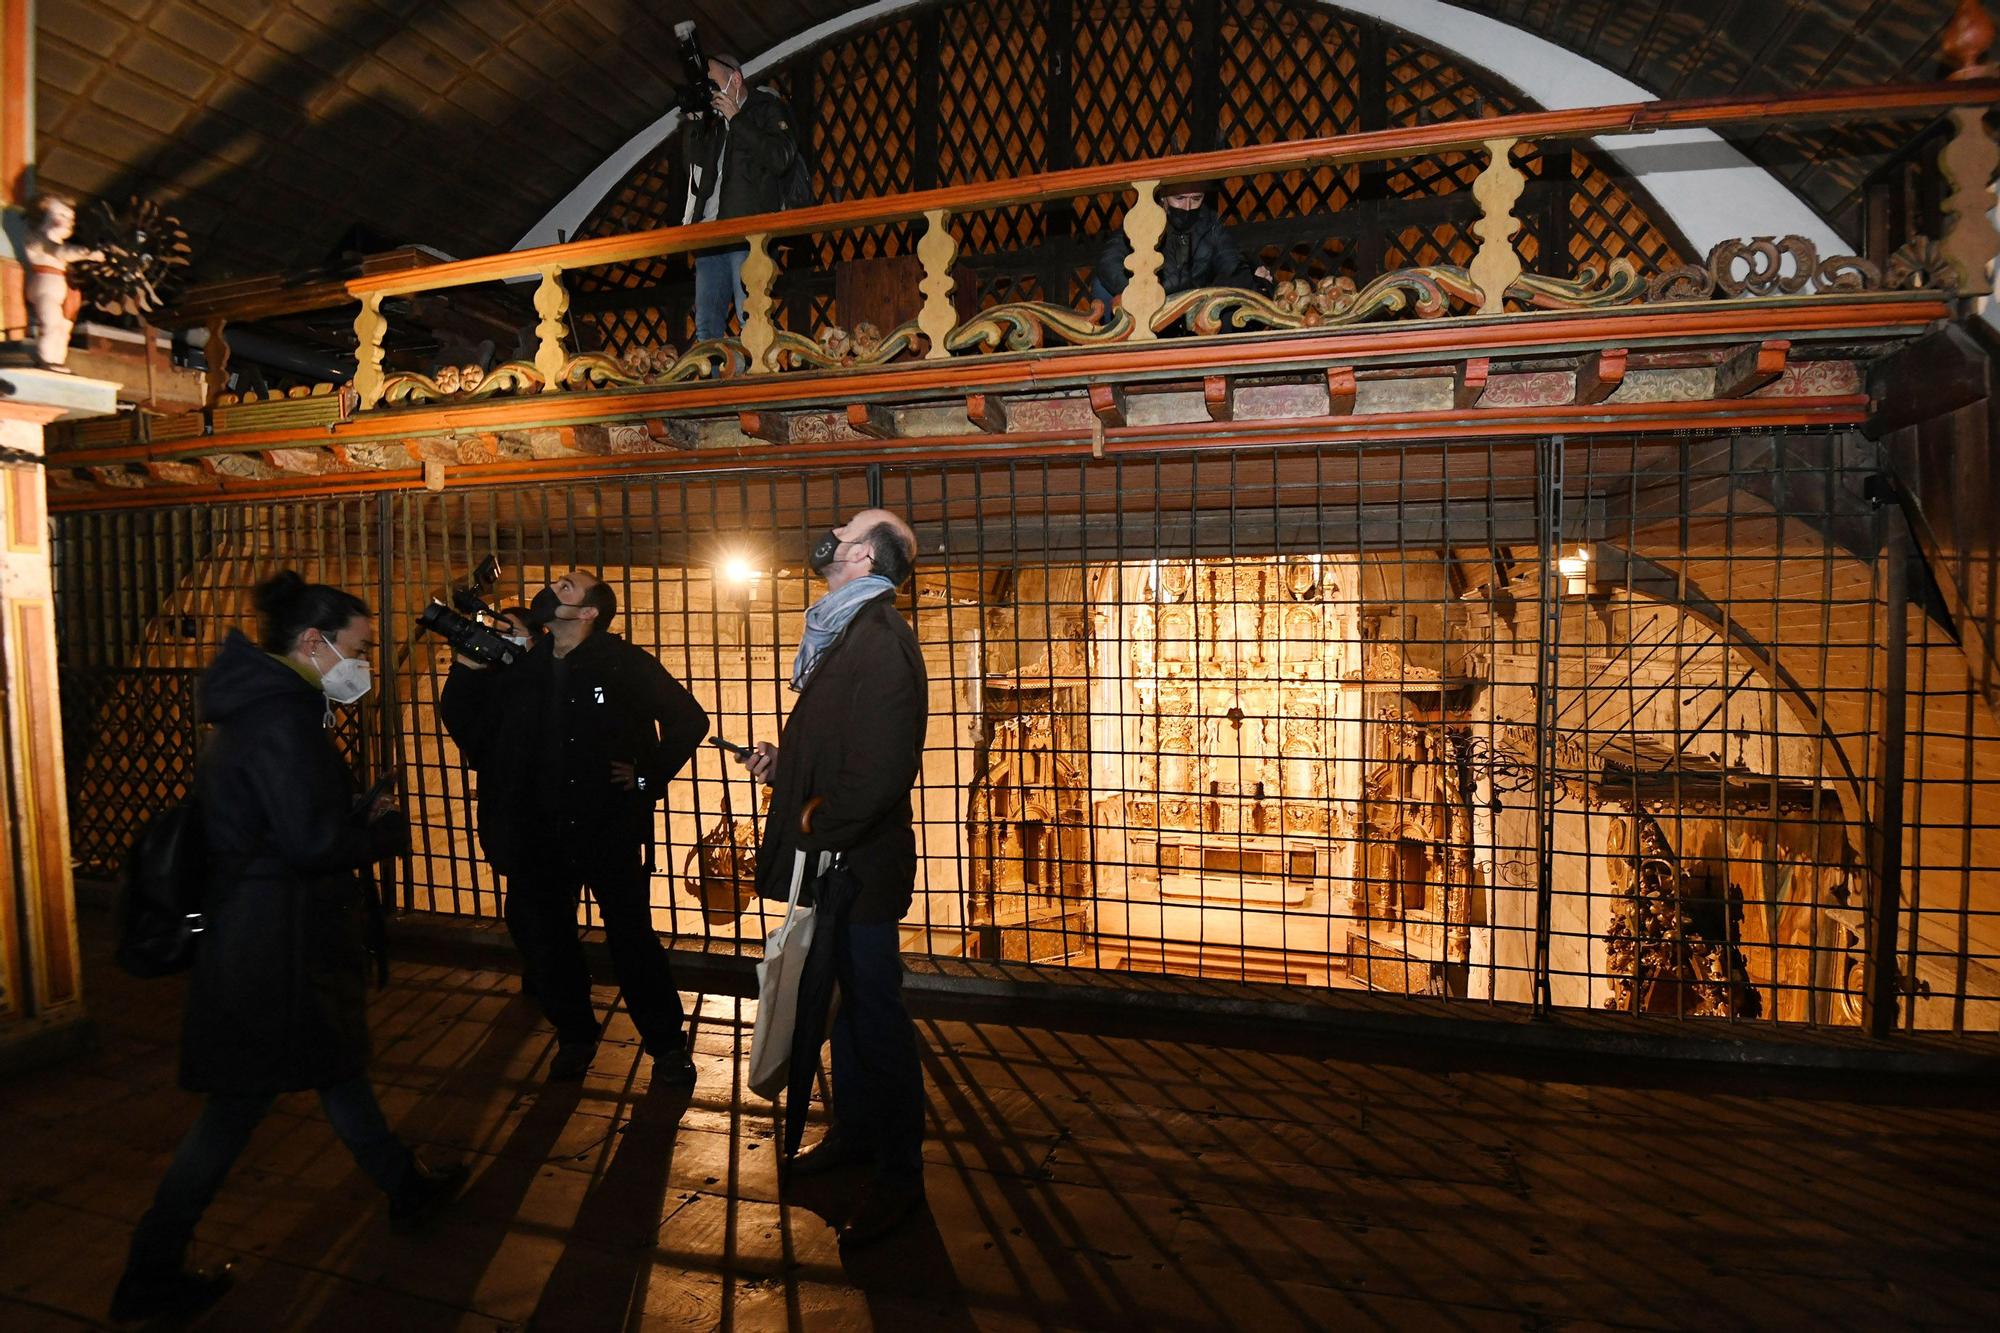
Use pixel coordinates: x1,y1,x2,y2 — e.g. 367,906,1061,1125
1325,366,1357,415
1714,339,1789,398
1572,348,1627,405
1089,383,1128,428
847,403,899,439
1454,357,1492,410
739,410,793,444
1203,375,1234,421
965,393,1008,433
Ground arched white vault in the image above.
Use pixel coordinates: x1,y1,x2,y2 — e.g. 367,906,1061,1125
512,0,1841,257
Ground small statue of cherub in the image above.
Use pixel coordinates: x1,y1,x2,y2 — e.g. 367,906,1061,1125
21,194,104,369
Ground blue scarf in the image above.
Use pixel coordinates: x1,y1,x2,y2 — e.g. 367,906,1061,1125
791,575,896,691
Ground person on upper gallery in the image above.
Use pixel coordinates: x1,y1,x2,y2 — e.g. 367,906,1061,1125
733,508,930,1249
112,573,465,1326
676,47,807,343
440,570,710,1085
1091,178,1272,318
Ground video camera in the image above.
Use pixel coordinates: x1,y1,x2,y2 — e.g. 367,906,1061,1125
673,20,718,121
416,554,523,668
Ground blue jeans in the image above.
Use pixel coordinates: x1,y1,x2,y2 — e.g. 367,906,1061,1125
694,247,750,342
829,919,925,1178
125,1076,411,1274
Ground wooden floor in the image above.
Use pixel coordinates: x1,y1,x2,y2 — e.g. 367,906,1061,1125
2,911,1997,1332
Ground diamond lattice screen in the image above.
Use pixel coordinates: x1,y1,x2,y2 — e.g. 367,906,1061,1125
565,0,1686,355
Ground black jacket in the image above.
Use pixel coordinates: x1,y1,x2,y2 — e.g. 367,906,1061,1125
1095,203,1262,298
440,630,709,876
181,631,405,1095
677,87,802,226
755,594,928,924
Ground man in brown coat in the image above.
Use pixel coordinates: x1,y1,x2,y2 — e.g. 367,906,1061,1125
736,507,928,1246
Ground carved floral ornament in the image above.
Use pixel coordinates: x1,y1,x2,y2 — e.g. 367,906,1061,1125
373,235,1952,406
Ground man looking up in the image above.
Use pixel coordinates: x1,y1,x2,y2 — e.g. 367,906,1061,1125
735,509,930,1247
442,571,710,1083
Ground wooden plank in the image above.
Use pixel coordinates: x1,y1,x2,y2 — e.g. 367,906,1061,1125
1573,348,1628,405
1715,340,1790,398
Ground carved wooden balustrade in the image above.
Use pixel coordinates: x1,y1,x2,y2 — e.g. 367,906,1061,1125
39,69,2000,504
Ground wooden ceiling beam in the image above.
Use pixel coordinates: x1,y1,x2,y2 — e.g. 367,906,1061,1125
739,411,794,444
847,403,900,439
1089,384,1128,428
1573,348,1628,405
966,393,1008,433
1454,357,1492,410
1203,375,1234,421
1714,340,1790,398
1326,366,1358,415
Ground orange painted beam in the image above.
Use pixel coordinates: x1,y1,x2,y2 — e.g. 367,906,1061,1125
49,394,1871,512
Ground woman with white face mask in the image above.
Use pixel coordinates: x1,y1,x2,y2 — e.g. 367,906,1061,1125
113,571,465,1323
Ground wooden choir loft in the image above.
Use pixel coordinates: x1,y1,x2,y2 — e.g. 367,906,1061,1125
11,0,2000,1070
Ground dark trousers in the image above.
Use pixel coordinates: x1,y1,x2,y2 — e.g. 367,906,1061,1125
506,849,687,1054
126,1075,410,1275
830,920,925,1178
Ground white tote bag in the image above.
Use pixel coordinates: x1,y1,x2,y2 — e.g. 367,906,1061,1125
748,848,829,1100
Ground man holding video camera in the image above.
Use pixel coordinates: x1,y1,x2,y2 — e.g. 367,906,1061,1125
676,45,806,343
441,571,710,1084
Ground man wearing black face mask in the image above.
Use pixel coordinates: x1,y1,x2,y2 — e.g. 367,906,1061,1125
733,508,930,1247
441,570,710,1084
1091,182,1270,320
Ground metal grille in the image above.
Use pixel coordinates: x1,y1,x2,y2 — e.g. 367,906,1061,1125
50,433,2000,1036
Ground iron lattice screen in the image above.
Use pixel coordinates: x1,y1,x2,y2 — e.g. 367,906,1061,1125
567,0,1686,357
50,434,2000,1036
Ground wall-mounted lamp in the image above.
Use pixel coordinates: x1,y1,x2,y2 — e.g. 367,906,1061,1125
1557,546,1591,597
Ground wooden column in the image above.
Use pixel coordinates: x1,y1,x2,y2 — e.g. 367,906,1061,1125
533,266,570,392
1,0,34,336
741,233,779,374
917,209,959,360
352,293,387,410
0,368,119,1072
1469,138,1526,315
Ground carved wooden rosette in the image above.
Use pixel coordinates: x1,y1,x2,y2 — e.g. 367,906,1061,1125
1939,106,2000,297
740,233,779,374
1120,179,1168,342
532,266,570,393
1469,137,1526,316
917,208,959,361
351,292,388,410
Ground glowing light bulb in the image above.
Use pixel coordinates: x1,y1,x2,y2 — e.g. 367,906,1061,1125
721,555,758,586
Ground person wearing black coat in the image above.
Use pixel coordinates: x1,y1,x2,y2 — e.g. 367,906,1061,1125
1092,183,1270,318
734,508,930,1249
112,573,464,1325
440,570,710,1084
676,49,805,342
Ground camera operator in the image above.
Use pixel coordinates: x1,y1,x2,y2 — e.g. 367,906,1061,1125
440,571,710,1084
676,49,805,343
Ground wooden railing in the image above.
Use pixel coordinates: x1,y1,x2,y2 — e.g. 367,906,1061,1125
334,76,2000,412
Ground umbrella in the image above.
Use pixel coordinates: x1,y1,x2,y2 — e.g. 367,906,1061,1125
782,859,862,1158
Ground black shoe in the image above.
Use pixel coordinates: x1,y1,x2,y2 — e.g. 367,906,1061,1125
838,1175,925,1247
389,1158,469,1233
784,1131,872,1180
650,1045,697,1088
548,1040,597,1082
109,1262,234,1323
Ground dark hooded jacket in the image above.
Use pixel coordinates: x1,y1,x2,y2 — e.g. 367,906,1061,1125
440,629,709,877
1094,202,1263,299
677,87,803,227
754,593,928,923
180,631,406,1095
